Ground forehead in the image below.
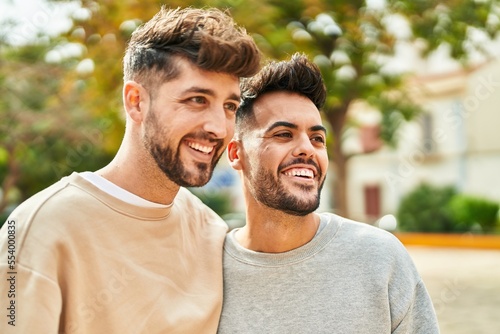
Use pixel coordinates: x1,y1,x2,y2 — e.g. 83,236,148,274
159,57,241,97
252,91,322,129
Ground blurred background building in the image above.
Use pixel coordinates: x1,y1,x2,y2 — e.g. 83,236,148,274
347,57,500,223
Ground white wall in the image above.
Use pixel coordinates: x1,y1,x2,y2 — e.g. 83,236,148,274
346,59,500,223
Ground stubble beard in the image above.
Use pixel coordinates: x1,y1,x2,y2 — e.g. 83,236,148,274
143,111,224,187
247,159,324,216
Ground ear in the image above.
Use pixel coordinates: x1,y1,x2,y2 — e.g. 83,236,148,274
227,139,243,171
123,81,148,123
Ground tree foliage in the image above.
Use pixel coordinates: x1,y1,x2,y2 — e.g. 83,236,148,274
223,0,498,215
0,43,107,212
1,0,499,219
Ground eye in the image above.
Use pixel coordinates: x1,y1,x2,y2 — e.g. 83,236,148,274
275,132,292,138
189,96,207,104
311,135,326,145
224,102,239,113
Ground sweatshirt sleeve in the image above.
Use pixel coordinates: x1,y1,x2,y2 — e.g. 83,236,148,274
0,187,65,333
392,280,440,334
0,262,62,333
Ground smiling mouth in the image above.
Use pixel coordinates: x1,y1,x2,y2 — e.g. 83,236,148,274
283,168,315,179
187,141,214,154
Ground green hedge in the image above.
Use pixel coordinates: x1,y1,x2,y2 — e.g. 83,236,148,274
396,183,500,234
396,183,457,233
448,195,499,234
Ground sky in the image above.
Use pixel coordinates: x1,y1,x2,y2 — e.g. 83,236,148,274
0,0,83,45
2,0,498,74
0,0,425,74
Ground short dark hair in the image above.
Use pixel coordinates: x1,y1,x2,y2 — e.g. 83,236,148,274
123,6,261,91
236,53,326,133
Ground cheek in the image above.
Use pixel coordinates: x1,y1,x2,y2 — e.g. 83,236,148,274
226,121,235,139
319,151,329,173
257,149,281,171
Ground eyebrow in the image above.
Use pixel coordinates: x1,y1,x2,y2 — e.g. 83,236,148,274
310,125,327,134
266,121,327,134
183,86,240,101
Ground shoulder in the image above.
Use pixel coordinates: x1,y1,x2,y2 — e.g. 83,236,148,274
174,187,228,230
1,174,87,269
321,212,413,264
322,213,399,243
322,213,423,288
6,174,77,226
175,187,205,206
175,187,214,214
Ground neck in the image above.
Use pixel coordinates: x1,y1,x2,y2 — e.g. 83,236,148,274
236,204,320,253
97,140,180,205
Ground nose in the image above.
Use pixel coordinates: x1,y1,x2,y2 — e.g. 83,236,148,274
292,134,315,158
202,106,230,139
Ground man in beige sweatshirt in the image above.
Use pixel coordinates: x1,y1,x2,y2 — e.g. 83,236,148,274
0,6,261,333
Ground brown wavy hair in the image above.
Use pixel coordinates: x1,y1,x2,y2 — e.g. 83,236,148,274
123,6,262,90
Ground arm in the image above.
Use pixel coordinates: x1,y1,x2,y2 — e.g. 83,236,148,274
392,280,440,334
0,262,62,333
1,205,63,333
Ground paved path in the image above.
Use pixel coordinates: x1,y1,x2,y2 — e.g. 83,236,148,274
407,246,500,334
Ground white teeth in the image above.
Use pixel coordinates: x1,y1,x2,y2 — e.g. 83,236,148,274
284,169,314,178
188,142,213,154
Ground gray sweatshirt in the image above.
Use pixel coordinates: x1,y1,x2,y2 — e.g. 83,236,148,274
217,213,439,334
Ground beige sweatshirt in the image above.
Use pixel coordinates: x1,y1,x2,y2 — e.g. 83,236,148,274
0,172,228,333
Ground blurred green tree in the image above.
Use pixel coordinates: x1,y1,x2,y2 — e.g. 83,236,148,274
1,0,498,220
0,0,231,221
0,41,114,217
220,0,497,216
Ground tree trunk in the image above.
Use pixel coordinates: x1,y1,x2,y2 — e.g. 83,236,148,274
326,105,349,218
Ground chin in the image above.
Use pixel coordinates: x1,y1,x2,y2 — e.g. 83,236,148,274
278,200,320,217
185,171,214,187
283,209,315,217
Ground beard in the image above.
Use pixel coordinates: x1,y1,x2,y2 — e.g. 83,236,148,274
142,110,224,187
246,158,325,216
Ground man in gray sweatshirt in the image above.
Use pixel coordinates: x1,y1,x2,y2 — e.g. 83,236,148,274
217,53,440,334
